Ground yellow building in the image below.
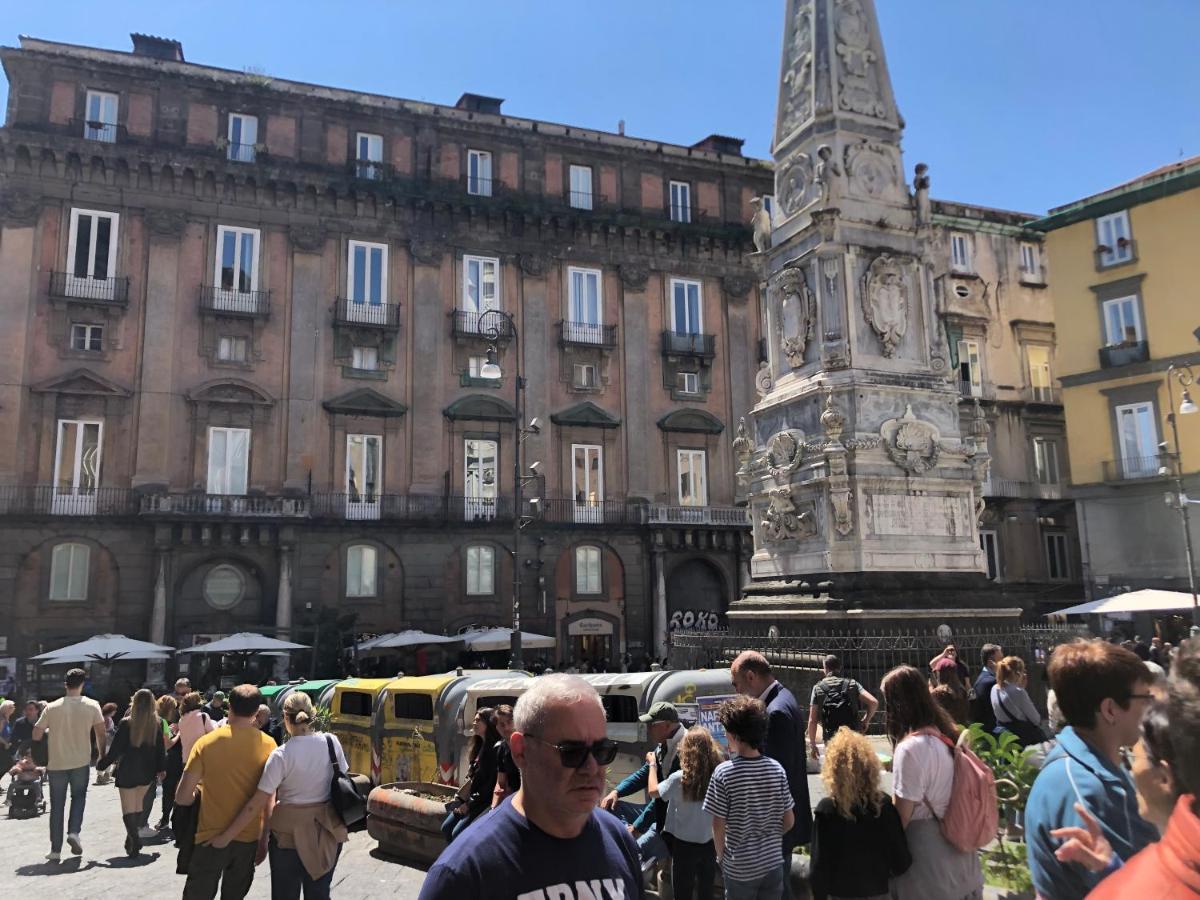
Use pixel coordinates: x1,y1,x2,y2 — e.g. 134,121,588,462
1030,157,1200,611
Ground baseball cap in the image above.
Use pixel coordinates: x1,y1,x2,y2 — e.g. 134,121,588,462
638,701,679,724
932,657,958,672
212,691,227,702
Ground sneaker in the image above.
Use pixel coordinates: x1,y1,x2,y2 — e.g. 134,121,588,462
45,852,61,863
66,833,82,855
137,826,157,839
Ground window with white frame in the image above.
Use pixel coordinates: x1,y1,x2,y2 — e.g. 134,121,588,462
216,335,248,362
346,544,377,597
573,363,597,389
462,256,500,325
567,267,602,343
207,426,250,495
346,240,388,322
670,278,703,335
979,531,999,581
957,339,982,397
67,208,119,298
676,371,699,394
466,545,495,595
1101,296,1141,347
1027,345,1053,402
214,226,260,310
572,444,603,523
677,449,708,506
83,90,118,142
569,165,593,210
227,113,258,162
1019,242,1041,279
1114,401,1159,478
575,545,602,594
1096,210,1133,266
669,180,691,222
950,232,973,273
54,419,102,512
1033,437,1061,485
352,346,378,371
1044,531,1070,581
70,323,103,352
467,149,492,196
49,542,90,601
356,132,383,179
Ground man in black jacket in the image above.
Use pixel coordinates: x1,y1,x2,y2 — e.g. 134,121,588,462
971,643,1003,732
9,700,39,759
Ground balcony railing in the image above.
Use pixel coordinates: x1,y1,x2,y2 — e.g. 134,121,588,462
49,271,130,305
200,286,271,318
1027,386,1061,404
982,479,1064,501
451,309,514,341
558,320,617,348
661,330,716,358
465,175,494,197
569,190,603,211
227,142,258,163
1102,454,1173,482
958,379,984,399
538,498,642,526
1099,341,1149,369
349,160,395,182
668,203,700,224
646,505,750,526
0,485,137,516
333,298,401,329
140,493,309,517
71,119,125,144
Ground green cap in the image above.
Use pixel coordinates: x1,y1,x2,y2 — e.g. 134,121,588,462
638,701,679,724
212,691,226,702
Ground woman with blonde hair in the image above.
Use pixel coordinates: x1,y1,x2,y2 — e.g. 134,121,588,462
152,693,182,830
810,728,911,900
212,690,349,899
990,655,1045,746
96,688,165,856
647,726,722,900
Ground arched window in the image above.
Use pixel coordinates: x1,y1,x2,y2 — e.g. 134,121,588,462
346,545,378,598
466,546,494,596
50,542,90,601
203,564,246,610
575,545,602,595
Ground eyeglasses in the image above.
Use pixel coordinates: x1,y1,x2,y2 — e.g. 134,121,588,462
1125,693,1155,702
524,734,619,768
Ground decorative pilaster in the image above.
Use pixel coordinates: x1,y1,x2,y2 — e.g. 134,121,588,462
653,548,668,661
147,549,169,686
274,545,293,681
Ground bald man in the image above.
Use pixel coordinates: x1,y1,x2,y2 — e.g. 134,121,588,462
730,651,812,897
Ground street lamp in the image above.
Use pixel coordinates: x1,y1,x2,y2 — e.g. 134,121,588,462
1163,364,1199,626
477,309,542,669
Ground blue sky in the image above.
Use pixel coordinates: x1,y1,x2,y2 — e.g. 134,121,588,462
3,1,1197,214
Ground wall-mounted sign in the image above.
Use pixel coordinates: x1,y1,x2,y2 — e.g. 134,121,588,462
568,617,613,636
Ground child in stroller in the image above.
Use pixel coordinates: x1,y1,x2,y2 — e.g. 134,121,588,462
6,749,47,818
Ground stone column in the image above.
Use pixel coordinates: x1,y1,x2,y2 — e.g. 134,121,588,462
274,545,293,681
147,549,169,686
0,195,40,482
620,266,654,499
408,241,447,493
653,547,669,661
283,227,326,493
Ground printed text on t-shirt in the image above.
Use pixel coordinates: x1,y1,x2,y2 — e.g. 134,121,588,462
516,880,627,900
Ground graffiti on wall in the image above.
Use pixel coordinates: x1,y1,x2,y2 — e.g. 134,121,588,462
668,609,724,631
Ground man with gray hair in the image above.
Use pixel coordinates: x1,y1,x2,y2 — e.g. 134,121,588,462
420,674,643,900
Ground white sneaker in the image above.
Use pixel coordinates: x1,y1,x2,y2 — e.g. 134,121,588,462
45,852,61,863
67,833,82,855
137,826,156,839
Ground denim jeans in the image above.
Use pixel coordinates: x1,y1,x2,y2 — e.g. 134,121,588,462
671,837,716,900
723,865,784,900
47,765,89,852
610,800,670,862
182,839,258,900
269,836,340,900
441,810,471,844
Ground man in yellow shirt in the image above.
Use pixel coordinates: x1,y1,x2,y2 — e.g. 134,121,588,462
175,684,276,900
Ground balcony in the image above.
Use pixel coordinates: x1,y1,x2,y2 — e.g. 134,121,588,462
1102,454,1172,482
348,160,395,182
983,479,1065,501
1098,341,1149,369
568,190,601,211
558,320,617,349
0,485,136,516
333,298,401,330
451,309,513,341
70,119,125,144
667,203,703,224
139,492,309,517
538,498,641,526
49,271,130,306
464,175,494,197
1027,386,1061,405
958,379,984,399
645,505,750,526
661,330,716,359
226,142,258,164
199,286,271,318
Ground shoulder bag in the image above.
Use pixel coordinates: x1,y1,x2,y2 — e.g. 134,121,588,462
325,734,367,827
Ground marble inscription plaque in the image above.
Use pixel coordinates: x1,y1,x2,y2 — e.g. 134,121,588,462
868,493,971,537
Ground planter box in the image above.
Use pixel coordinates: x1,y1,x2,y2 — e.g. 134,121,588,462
367,781,458,865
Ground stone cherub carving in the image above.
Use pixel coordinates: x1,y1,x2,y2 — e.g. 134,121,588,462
750,196,772,254
761,486,815,543
913,163,931,226
732,417,754,474
814,144,843,208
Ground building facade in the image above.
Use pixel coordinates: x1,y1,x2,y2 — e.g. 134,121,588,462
1031,158,1200,605
0,34,770,678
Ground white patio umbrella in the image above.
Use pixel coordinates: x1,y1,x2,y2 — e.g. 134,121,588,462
1047,589,1198,618
176,632,310,656
372,630,462,650
460,627,556,652
32,634,175,664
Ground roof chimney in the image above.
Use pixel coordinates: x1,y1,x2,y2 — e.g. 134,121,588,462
690,134,744,157
455,93,504,115
130,33,184,62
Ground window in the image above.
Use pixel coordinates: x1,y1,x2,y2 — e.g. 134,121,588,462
1114,402,1159,478
567,267,602,343
467,149,492,196
676,371,700,394
669,181,691,223
1020,242,1041,280
1101,296,1141,347
356,132,383,179
464,439,498,519
1044,532,1070,581
573,363,597,389
346,240,388,322
950,232,972,273
346,545,378,597
83,90,118,142
1096,211,1132,266
957,339,982,397
677,449,708,506
216,336,247,362
207,426,250,495
66,208,119,298
214,225,260,311
203,565,246,610
352,346,378,371
1033,438,1060,485
575,546,602,594
345,434,381,519
979,531,999,581
670,279,703,334
227,113,258,162
70,323,103,352
1027,345,1053,402
569,165,594,210
572,444,603,523
762,194,776,225
466,546,494,595
53,419,102,514
50,542,89,601
462,255,500,321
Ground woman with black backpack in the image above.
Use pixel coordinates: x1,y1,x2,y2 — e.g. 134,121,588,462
991,656,1047,747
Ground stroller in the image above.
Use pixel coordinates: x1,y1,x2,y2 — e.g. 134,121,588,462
6,775,47,818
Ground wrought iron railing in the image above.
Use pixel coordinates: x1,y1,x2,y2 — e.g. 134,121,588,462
1098,341,1149,369
333,298,401,329
0,485,137,516
983,479,1064,501
661,330,716,358
451,309,513,340
557,320,617,348
199,285,271,317
349,160,395,182
646,505,750,526
1103,454,1173,482
49,271,130,305
1027,386,1060,404
465,174,494,197
139,493,309,517
71,119,125,143
227,142,258,163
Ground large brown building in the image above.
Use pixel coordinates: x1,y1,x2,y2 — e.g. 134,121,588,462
0,34,769,681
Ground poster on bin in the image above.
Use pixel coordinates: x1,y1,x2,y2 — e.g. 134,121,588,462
697,694,737,754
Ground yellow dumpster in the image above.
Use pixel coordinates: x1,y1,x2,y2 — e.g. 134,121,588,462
377,674,460,786
329,677,392,781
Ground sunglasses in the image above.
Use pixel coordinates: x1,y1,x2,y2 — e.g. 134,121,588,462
525,734,620,768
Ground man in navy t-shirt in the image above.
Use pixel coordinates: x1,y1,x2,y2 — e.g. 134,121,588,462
419,674,643,900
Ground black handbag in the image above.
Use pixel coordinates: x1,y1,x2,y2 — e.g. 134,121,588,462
996,694,1047,747
325,735,366,827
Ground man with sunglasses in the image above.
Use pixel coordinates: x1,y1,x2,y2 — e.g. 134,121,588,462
419,674,643,900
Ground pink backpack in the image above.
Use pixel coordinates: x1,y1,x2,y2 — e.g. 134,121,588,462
916,728,998,852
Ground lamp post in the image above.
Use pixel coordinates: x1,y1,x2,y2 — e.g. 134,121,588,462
477,309,541,669
1163,364,1199,626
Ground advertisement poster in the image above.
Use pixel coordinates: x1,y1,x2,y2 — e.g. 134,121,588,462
697,694,737,754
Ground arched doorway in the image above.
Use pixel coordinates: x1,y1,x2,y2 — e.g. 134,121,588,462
666,558,727,633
